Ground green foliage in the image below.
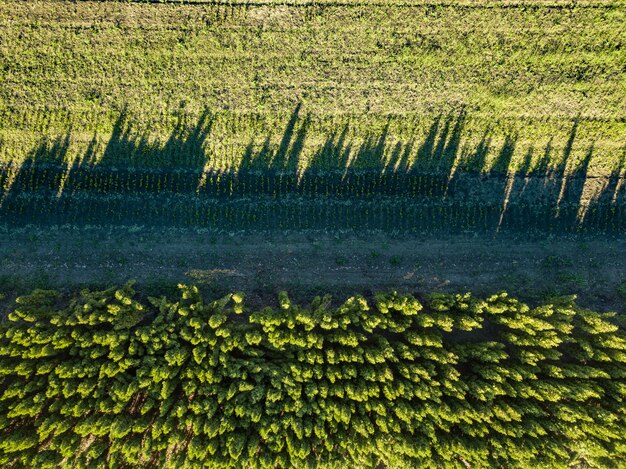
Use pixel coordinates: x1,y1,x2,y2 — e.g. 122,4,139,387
0,284,625,467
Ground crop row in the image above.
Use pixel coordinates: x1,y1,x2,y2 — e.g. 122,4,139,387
1,191,624,233
3,166,608,199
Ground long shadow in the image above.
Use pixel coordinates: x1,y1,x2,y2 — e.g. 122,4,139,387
100,108,213,169
0,109,215,200
0,105,624,233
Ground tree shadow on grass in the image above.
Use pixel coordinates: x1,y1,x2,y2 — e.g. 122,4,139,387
0,105,624,234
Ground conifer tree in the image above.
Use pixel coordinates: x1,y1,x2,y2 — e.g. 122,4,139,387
0,284,624,467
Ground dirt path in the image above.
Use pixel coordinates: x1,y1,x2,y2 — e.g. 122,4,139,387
1,226,624,312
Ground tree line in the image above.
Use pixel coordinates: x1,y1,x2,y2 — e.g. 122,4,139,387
0,283,625,467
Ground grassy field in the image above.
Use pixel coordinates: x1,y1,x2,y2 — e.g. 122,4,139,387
0,0,625,232
1,0,625,171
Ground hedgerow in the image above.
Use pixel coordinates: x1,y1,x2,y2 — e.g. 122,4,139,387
0,283,625,467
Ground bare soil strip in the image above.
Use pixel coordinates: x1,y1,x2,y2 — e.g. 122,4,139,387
1,227,624,312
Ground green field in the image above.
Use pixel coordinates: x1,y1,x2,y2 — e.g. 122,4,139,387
1,0,625,232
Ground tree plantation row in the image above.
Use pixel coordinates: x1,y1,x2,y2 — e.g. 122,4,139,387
0,284,625,467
